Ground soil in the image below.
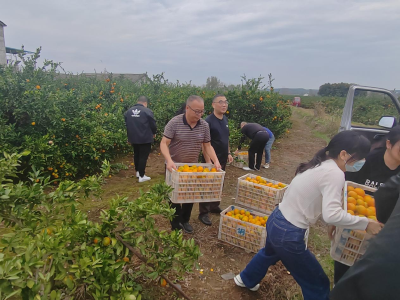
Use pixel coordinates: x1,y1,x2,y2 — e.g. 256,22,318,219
87,108,330,300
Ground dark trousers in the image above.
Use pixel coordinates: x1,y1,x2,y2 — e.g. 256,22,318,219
334,261,350,284
199,162,226,216
170,202,194,229
132,143,151,177
249,131,269,170
240,208,330,300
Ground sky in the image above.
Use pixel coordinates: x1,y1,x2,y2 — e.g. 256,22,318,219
2,0,400,89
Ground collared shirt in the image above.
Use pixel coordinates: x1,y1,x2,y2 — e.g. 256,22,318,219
163,114,211,163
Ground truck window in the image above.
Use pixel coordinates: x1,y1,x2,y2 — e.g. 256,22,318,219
351,91,398,129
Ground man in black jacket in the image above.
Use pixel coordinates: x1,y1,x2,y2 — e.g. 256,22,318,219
124,96,157,183
330,173,400,300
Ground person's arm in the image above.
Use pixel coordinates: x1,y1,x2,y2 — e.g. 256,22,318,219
202,144,212,163
374,172,400,223
160,137,176,171
236,134,246,152
228,142,233,163
203,142,221,170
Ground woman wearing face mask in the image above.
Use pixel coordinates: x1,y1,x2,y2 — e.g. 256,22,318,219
332,125,400,284
234,131,383,300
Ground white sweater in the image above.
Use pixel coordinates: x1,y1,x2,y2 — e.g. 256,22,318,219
279,159,369,230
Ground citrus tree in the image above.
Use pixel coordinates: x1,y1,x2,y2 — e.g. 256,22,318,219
0,153,200,300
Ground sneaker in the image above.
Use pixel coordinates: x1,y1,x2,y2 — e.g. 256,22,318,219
198,214,212,226
263,163,270,169
171,223,184,231
182,222,194,234
136,171,139,178
234,274,260,292
139,175,151,183
210,207,223,214
242,167,251,171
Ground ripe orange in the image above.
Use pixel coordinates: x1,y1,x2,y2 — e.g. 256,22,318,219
197,166,204,172
348,191,358,198
93,238,99,244
356,205,367,216
234,209,239,215
364,195,375,207
211,168,217,172
240,209,245,215
347,210,355,215
160,278,167,287
347,186,355,192
347,197,357,205
123,257,130,262
354,188,366,197
347,203,356,211
366,207,376,217
356,199,365,206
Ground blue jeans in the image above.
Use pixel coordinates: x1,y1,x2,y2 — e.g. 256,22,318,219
240,208,330,300
264,134,275,163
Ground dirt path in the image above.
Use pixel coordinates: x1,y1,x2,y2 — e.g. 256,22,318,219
90,108,330,300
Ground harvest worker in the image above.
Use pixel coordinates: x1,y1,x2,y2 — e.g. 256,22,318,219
234,131,383,299
124,96,157,183
331,125,400,284
235,122,269,171
199,94,233,226
330,176,400,300
160,95,221,234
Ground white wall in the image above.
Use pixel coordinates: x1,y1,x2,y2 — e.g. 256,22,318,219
0,26,6,66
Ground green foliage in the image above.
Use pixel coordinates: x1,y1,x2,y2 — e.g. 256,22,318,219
318,82,351,97
0,48,291,180
0,154,200,300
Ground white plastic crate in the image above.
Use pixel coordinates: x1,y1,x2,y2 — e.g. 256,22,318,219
165,163,225,204
330,181,377,266
218,205,268,253
231,151,248,168
235,174,288,214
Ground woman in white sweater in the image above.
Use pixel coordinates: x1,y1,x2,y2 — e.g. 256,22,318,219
234,130,384,300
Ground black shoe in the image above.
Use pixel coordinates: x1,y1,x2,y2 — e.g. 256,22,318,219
171,223,184,231
198,214,212,226
210,207,222,214
182,222,194,234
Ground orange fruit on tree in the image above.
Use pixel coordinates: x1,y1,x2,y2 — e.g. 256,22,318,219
347,203,356,211
160,278,167,287
347,197,357,205
364,195,375,207
123,257,130,262
354,188,366,197
347,210,355,215
103,237,111,246
348,191,358,198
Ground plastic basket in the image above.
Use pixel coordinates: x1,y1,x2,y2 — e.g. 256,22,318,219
231,151,248,168
165,163,225,204
330,181,377,266
235,174,288,214
218,205,268,253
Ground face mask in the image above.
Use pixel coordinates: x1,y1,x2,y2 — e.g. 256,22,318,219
345,160,365,172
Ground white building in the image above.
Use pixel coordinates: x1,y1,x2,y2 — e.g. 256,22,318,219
0,21,6,66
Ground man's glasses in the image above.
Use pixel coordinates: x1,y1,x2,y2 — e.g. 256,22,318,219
188,105,205,115
213,100,229,106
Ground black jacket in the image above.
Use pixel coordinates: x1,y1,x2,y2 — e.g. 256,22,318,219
330,172,400,300
124,104,157,144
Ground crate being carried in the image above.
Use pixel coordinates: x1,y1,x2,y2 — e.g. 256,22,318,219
231,151,248,168
235,174,289,214
165,163,225,204
218,205,268,253
330,181,377,266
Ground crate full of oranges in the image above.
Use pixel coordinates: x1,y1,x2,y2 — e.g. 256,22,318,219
165,163,225,204
330,181,377,266
235,174,288,214
231,151,248,168
218,205,268,253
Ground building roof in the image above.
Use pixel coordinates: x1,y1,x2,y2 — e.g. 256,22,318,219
0,21,6,27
